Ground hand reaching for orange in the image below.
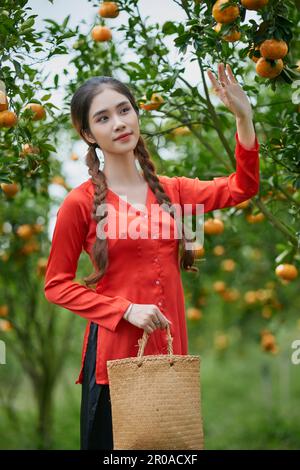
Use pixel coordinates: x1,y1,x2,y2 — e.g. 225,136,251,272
207,63,253,119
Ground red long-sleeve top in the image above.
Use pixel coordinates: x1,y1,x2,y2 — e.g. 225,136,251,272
44,131,260,384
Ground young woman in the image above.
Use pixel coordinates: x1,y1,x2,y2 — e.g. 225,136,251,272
44,63,260,450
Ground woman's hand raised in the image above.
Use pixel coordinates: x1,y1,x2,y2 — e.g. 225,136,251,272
207,62,253,120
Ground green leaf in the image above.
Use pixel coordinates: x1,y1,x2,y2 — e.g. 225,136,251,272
42,144,57,152
162,21,178,36
20,17,36,31
41,94,52,101
62,15,71,29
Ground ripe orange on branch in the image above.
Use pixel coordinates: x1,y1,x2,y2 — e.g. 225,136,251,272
16,224,34,240
23,103,46,121
260,39,288,60
235,199,250,209
20,240,40,255
0,320,13,332
186,307,203,320
204,218,224,235
246,212,265,223
171,126,191,136
213,23,241,42
91,25,112,42
0,110,18,127
260,330,278,354
213,245,225,256
221,258,236,272
241,0,268,10
139,93,164,111
220,288,240,302
98,2,119,18
275,264,298,281
1,182,20,197
212,0,240,24
255,58,284,78
213,280,227,293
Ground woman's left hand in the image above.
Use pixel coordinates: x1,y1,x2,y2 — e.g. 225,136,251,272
207,63,253,119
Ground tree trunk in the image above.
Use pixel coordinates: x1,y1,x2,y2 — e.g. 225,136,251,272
32,377,55,450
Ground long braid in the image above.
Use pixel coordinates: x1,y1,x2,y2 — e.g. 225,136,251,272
83,143,110,287
135,137,198,273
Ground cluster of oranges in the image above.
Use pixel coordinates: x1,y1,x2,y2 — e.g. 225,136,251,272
91,2,119,42
213,280,240,302
211,0,288,79
212,0,242,43
249,39,288,79
0,220,47,273
91,2,166,113
0,89,46,129
234,197,266,224
14,222,44,257
212,0,269,44
0,87,46,188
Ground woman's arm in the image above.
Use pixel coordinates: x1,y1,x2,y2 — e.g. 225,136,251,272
175,129,260,214
44,189,132,332
236,114,256,150
173,62,260,214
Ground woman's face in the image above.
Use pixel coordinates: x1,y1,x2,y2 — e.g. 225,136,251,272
84,88,140,155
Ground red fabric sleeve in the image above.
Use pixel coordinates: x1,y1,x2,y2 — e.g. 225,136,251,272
175,131,260,214
44,189,132,332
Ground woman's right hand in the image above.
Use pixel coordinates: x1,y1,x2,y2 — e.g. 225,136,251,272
124,304,172,334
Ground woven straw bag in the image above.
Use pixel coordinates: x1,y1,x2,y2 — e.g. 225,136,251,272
106,325,204,450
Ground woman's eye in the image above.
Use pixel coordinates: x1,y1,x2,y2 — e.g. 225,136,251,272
98,107,130,122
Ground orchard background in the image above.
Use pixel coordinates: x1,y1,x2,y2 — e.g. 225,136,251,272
0,0,300,449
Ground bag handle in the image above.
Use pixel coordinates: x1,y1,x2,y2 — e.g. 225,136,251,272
136,324,175,366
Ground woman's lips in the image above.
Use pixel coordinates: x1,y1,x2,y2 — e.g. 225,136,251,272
115,133,132,141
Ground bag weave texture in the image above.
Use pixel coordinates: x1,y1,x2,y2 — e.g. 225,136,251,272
107,325,204,450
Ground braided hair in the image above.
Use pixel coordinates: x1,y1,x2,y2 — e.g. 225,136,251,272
70,76,197,287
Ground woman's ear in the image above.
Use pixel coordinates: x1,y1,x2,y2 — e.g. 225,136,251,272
81,129,97,145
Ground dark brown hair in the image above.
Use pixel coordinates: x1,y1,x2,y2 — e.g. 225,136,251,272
70,76,197,287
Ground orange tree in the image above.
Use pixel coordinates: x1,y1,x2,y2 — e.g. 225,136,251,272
0,190,84,449
0,0,81,449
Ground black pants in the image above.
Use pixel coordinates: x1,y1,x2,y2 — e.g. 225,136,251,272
80,322,114,450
